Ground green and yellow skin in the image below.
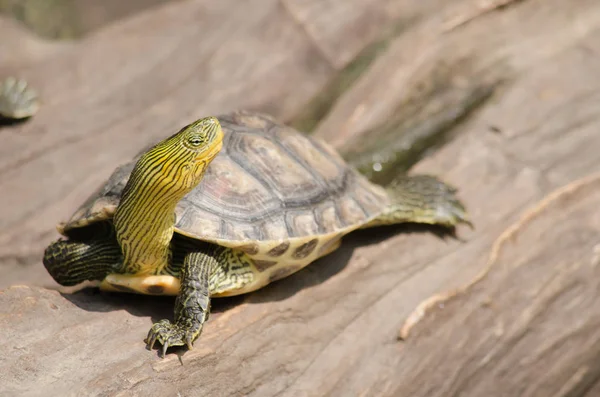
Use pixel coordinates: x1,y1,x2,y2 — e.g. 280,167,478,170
113,117,221,277
43,114,470,358
44,224,248,356
45,116,230,355
111,116,224,351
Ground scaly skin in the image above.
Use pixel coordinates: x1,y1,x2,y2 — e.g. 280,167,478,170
366,175,471,228
42,114,471,358
43,173,469,357
43,222,122,286
43,234,255,357
146,248,214,356
113,116,223,276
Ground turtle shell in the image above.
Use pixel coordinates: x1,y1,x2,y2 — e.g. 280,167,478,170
59,111,390,252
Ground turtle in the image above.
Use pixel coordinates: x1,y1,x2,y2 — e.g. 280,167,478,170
43,110,470,357
0,77,39,119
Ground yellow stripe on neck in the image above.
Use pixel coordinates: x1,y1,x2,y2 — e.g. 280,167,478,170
113,116,223,275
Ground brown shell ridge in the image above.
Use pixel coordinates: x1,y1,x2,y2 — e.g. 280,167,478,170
60,111,391,243
220,126,342,208
266,124,338,192
177,170,354,224
222,131,288,202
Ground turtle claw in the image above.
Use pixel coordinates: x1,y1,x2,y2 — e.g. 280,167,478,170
445,198,472,229
145,319,201,358
386,175,473,229
185,334,194,350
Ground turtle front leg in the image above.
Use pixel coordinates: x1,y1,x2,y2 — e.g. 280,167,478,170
145,249,212,356
145,244,255,357
43,224,123,286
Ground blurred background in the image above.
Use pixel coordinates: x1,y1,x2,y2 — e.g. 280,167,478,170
0,0,173,39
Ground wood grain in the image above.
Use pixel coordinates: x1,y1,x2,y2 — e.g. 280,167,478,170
2,0,600,395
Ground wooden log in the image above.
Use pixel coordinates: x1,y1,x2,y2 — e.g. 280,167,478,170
2,0,600,395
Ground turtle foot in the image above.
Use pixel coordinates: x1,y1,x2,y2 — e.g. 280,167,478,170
383,175,473,229
145,319,201,358
437,194,473,229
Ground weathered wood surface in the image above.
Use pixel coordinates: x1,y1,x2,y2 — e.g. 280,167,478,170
2,0,600,396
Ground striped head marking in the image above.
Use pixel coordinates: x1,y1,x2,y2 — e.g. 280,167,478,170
113,116,224,275
133,116,224,194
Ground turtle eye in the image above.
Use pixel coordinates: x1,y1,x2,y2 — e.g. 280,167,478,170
187,134,205,147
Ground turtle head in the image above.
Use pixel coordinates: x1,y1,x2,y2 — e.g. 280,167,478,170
113,116,223,275
134,116,224,195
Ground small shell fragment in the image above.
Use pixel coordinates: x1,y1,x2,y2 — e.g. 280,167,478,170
0,77,40,119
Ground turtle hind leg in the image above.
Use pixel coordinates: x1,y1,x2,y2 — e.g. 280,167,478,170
145,243,255,357
367,175,472,228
